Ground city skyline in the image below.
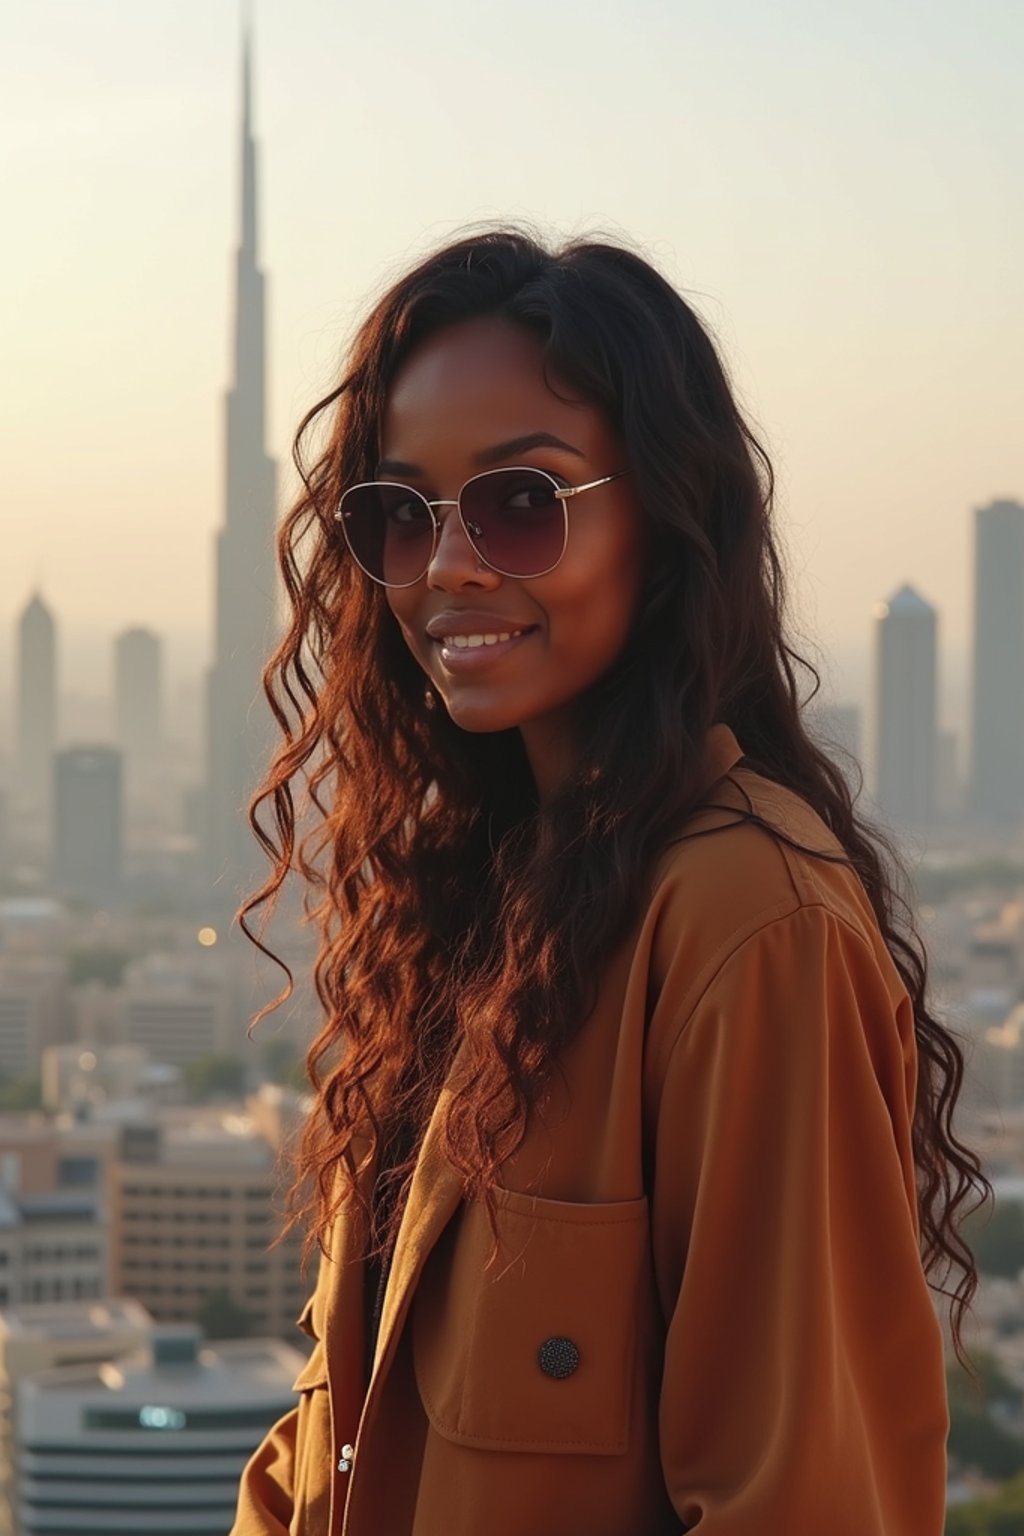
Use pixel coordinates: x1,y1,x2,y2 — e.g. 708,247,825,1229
8,526,1014,817
0,557,985,767
2,9,1023,1523
3,2,1020,672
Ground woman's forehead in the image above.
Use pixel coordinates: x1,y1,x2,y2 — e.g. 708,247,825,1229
381,316,606,460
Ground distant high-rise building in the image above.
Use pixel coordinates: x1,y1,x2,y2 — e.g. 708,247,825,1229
873,583,938,829
804,701,863,800
205,22,279,910
0,789,8,889
15,592,57,821
936,727,963,820
53,747,123,906
970,498,1024,826
114,627,162,808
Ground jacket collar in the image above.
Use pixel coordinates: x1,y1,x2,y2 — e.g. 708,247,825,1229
701,719,745,792
370,1070,467,1380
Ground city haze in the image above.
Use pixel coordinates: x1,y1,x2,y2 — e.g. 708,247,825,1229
2,0,1021,753
2,8,1024,1523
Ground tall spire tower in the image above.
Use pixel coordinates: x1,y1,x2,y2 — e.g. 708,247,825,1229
205,13,278,908
15,589,58,823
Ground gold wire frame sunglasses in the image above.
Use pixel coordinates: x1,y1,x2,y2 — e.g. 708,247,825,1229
332,464,629,587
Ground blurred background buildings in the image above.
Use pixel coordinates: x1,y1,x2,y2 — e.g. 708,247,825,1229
0,8,1022,1533
0,27,313,1535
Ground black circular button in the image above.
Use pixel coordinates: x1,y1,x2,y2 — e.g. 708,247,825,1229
538,1336,580,1379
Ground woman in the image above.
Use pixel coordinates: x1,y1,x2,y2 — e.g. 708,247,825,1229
230,227,987,1536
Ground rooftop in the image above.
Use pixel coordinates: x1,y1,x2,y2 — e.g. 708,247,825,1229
25,1329,305,1406
0,1189,101,1230
0,1297,152,1343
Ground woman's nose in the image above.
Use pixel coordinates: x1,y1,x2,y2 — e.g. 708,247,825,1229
426,502,498,588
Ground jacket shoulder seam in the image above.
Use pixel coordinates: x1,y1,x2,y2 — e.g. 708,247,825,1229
651,899,882,1104
725,767,848,909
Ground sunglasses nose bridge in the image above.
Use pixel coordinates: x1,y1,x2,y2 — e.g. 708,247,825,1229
424,494,487,576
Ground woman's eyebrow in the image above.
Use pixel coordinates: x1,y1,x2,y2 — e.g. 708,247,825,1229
376,431,585,478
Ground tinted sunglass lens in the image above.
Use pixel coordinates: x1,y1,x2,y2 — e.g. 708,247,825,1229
339,483,434,586
460,469,565,576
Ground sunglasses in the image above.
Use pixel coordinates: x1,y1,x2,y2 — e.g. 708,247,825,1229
333,465,629,588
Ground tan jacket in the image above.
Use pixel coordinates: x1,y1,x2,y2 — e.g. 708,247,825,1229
230,723,949,1536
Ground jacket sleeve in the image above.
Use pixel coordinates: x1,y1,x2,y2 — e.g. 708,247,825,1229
229,1406,299,1534
649,902,949,1535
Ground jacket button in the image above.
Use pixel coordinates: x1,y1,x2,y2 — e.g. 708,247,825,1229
538,1336,580,1379
337,1443,355,1472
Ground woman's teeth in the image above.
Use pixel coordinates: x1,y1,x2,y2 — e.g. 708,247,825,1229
442,630,524,649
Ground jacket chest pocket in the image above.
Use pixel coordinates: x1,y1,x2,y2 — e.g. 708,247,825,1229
412,1186,649,1456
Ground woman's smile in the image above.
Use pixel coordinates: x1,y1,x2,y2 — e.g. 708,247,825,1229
435,628,537,670
425,607,541,670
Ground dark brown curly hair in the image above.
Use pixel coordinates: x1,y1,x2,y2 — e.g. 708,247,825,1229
238,222,990,1382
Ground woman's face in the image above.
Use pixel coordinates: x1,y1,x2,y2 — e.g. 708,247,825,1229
379,316,649,793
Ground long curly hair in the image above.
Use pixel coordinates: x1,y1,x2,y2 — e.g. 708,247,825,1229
239,223,989,1380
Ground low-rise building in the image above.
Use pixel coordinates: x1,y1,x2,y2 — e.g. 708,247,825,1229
15,1325,302,1535
0,1118,59,1197
0,1299,152,1536
111,1098,307,1338
0,1190,107,1310
41,1042,184,1113
117,952,233,1066
0,957,66,1081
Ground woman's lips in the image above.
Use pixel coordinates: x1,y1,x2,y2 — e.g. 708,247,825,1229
434,628,537,671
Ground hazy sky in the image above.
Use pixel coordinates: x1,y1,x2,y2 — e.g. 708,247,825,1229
2,0,1021,728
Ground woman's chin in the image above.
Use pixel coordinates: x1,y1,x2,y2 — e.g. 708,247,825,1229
437,692,528,735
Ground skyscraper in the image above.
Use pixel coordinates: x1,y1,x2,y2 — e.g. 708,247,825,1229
804,700,863,801
204,22,279,908
873,583,938,830
15,592,57,822
53,747,123,907
970,498,1024,827
114,627,162,810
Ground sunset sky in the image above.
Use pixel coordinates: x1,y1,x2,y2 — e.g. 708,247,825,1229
2,0,1020,743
